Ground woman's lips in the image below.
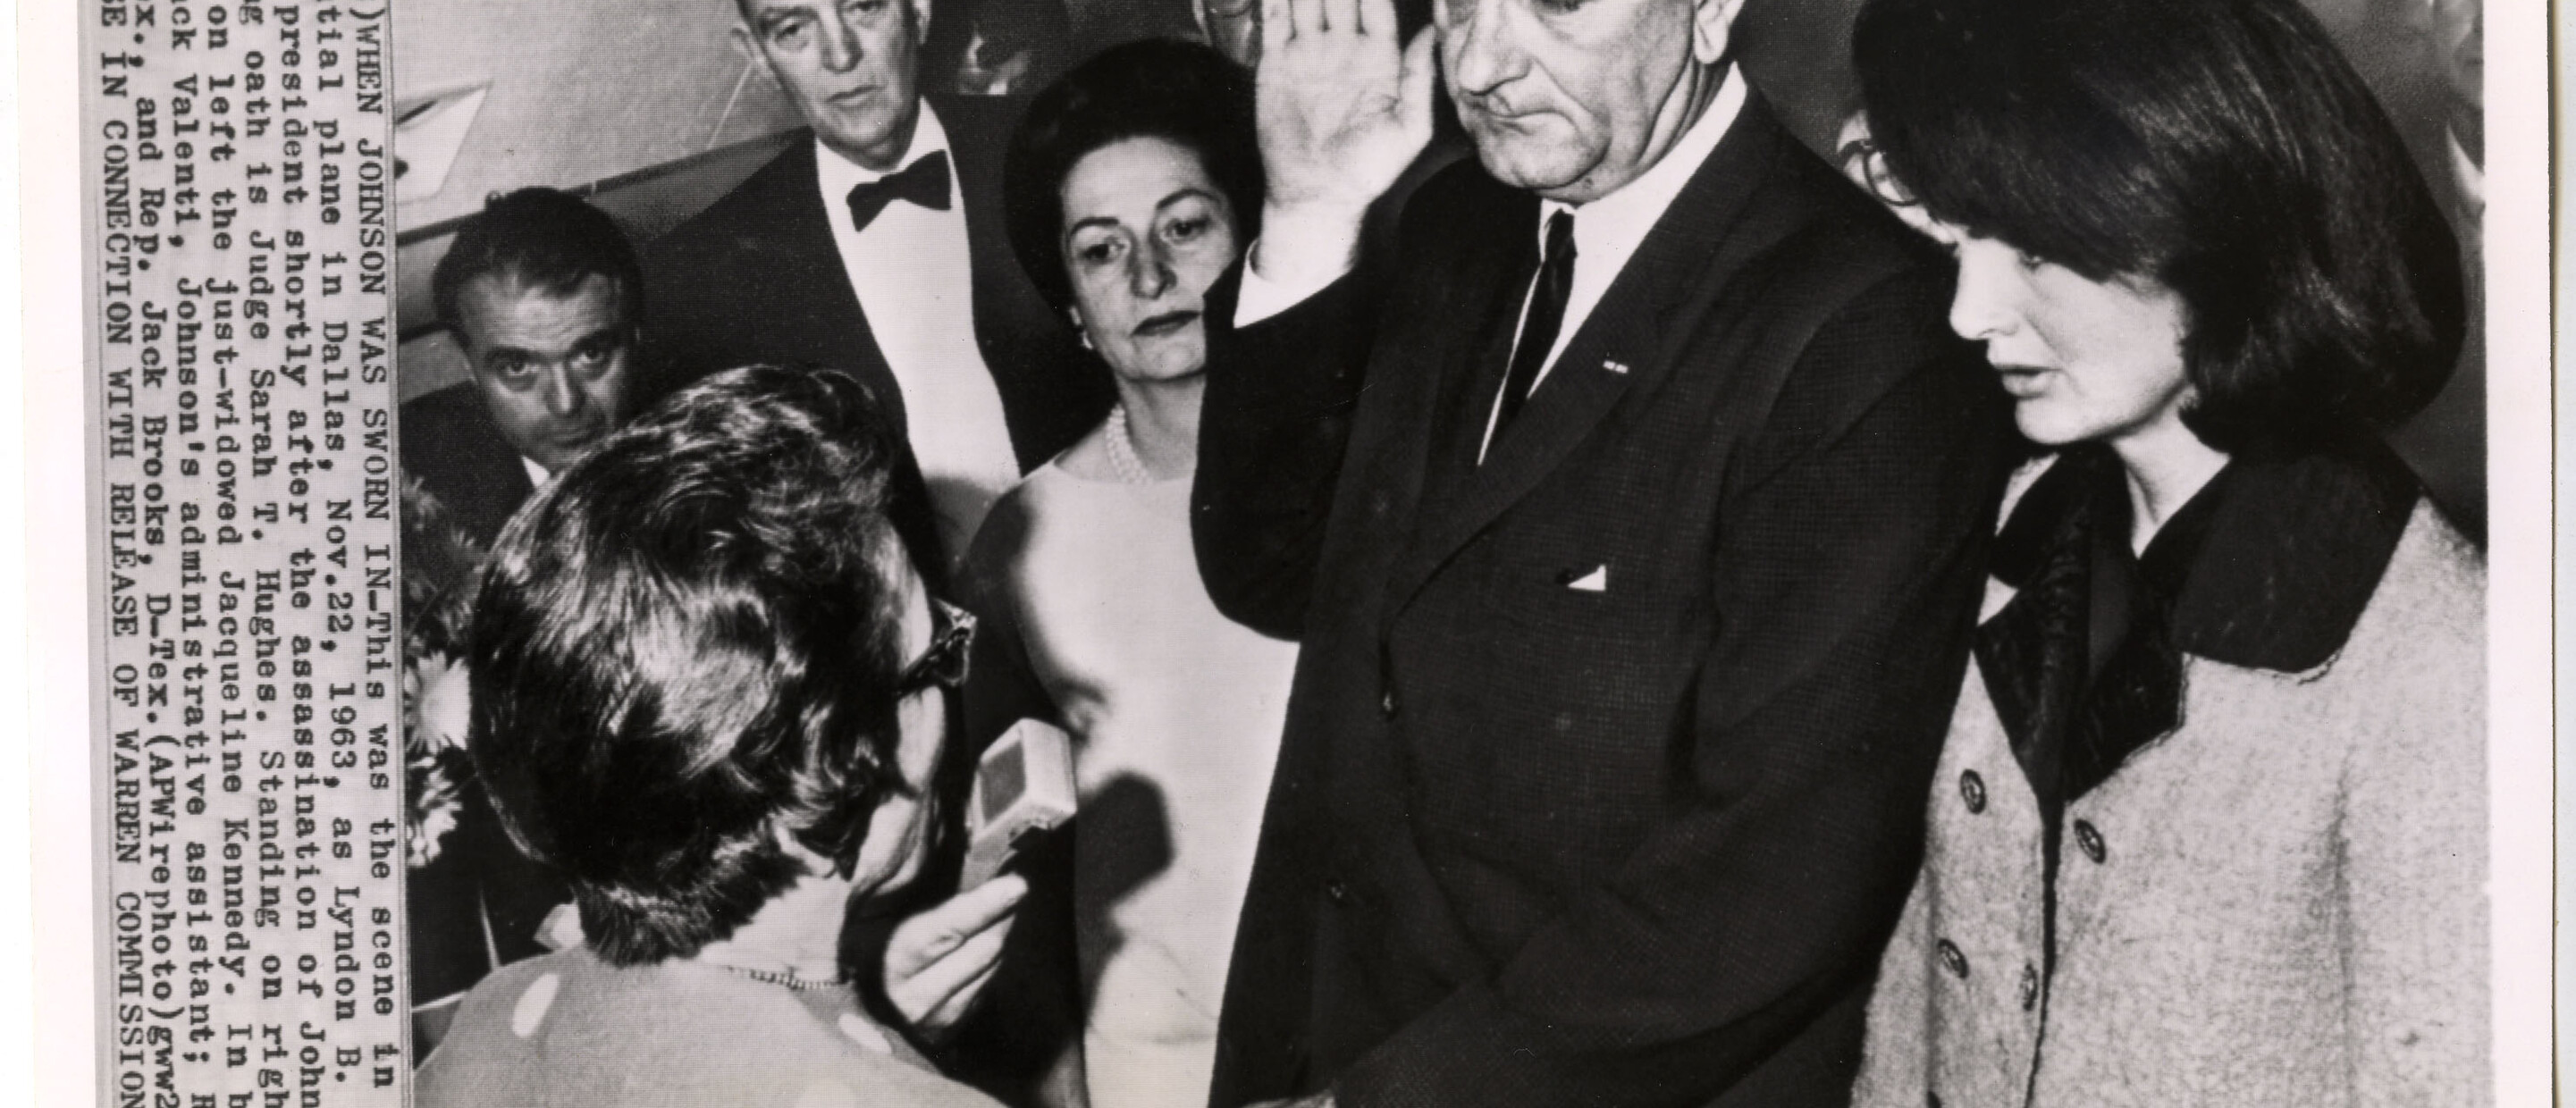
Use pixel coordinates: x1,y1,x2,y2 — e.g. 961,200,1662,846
1132,310,1200,338
1994,364,2053,399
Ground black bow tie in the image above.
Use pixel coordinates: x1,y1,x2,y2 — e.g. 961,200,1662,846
846,151,953,231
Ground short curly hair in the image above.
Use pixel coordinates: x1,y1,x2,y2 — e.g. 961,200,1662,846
1854,0,2464,452
1003,37,1262,317
467,365,916,965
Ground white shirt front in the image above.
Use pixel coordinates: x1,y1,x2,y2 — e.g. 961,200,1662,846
1236,66,1751,458
814,105,1023,564
519,456,551,490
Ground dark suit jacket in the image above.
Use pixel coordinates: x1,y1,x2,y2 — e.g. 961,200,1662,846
396,383,569,1012
1192,97,2013,1108
640,95,1112,474
400,382,535,554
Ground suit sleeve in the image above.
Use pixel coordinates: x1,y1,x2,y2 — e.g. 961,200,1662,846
1190,263,1380,641
1333,269,2009,1108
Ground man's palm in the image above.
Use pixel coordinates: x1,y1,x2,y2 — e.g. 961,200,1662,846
1257,0,1438,215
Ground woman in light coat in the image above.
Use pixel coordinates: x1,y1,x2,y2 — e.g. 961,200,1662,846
1844,0,2486,1104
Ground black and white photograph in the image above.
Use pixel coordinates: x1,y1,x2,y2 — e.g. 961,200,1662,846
13,0,2555,1101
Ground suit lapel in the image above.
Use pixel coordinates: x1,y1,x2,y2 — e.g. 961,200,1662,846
747,136,896,388
940,96,1115,470
1384,97,1792,613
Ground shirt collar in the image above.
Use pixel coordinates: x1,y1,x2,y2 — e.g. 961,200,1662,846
518,454,551,489
814,101,954,222
1538,64,1747,260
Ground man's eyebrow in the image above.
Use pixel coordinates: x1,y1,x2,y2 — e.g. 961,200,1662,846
570,325,631,351
476,343,539,367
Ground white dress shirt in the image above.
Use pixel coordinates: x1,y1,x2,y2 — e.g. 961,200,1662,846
815,105,1023,563
519,456,551,490
1238,67,1750,457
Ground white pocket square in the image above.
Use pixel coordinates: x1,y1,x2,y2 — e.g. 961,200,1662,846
1564,566,1609,592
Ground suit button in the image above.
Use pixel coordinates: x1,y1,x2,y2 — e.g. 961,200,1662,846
1324,878,1351,905
1380,689,1399,718
2073,818,2107,864
2018,962,2041,1011
1935,938,1968,979
1958,770,1987,814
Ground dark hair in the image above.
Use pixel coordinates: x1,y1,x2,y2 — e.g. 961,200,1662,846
1852,0,2463,451
1003,38,1262,315
467,365,915,965
432,187,644,341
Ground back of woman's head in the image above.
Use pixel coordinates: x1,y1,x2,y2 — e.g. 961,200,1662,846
1003,37,1261,315
467,366,913,965
1853,0,2463,451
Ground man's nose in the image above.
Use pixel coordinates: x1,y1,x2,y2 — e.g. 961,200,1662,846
818,10,863,71
1442,0,1520,97
540,365,585,419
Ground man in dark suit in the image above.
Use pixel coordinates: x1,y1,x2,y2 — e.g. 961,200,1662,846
402,188,641,557
644,0,1111,564
1191,0,2012,1104
400,186,639,1035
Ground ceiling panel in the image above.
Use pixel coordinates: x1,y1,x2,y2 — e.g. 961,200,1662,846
393,0,802,229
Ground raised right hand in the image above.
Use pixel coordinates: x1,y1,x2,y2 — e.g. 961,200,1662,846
1252,0,1438,283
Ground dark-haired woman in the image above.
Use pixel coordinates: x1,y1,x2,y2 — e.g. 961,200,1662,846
415,368,1014,1108
959,38,1292,1108
1843,0,2487,1104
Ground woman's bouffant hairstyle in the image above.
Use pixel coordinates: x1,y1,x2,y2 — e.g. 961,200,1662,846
1003,37,1262,315
1853,0,2464,452
467,366,915,965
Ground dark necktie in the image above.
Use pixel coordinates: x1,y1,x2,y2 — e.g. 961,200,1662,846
846,150,953,231
1494,210,1577,439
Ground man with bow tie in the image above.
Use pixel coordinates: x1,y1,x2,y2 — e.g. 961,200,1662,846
644,0,1111,565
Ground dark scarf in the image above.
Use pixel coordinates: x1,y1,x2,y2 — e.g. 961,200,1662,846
1973,438,2422,968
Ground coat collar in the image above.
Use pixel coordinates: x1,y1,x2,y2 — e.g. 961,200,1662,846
1993,437,2422,675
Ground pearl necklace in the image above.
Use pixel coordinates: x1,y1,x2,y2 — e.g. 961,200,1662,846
1103,404,1154,485
711,962,844,992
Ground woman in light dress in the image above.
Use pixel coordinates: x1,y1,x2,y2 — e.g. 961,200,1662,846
960,37,1294,1108
1842,0,2486,1104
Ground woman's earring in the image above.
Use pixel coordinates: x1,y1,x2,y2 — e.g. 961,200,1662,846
1070,311,1090,349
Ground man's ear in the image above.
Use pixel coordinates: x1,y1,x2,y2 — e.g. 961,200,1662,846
909,0,934,46
1689,0,1748,66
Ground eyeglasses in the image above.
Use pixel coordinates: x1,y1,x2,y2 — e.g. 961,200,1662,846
894,597,975,699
